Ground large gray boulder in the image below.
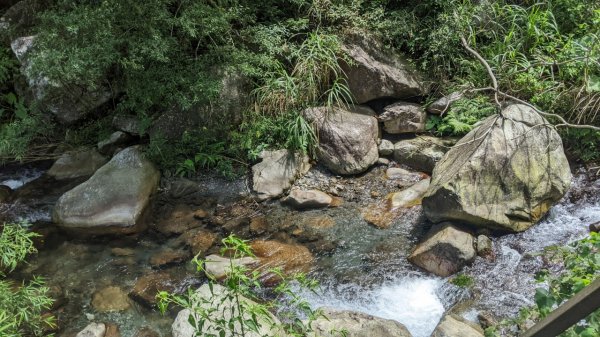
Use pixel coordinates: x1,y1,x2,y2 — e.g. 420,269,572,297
380,102,427,134
423,104,572,232
47,148,108,180
310,308,413,337
393,136,452,174
304,105,379,175
10,36,112,124
341,36,427,103
408,223,475,277
172,284,283,337
431,314,484,337
251,149,310,200
53,146,160,234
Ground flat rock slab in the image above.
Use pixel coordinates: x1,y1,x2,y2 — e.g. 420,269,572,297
282,189,333,210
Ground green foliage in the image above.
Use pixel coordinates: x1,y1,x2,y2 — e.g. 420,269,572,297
145,128,243,178
0,47,51,163
158,234,337,337
426,95,496,136
234,111,317,161
0,222,55,337
496,233,600,336
450,274,474,288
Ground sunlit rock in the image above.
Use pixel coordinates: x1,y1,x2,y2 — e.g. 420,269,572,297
423,104,572,232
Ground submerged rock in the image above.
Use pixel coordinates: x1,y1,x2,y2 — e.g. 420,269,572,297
0,185,12,203
341,36,427,103
53,147,160,234
91,286,130,312
304,105,379,175
172,284,282,337
393,136,451,174
178,228,217,256
251,149,310,200
408,223,475,277
282,189,333,210
310,308,413,337
47,148,108,180
423,104,572,232
431,314,484,337
156,203,203,235
129,270,187,308
251,240,315,285
149,248,190,269
380,102,427,134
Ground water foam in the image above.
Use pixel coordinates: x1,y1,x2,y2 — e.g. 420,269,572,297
304,277,445,337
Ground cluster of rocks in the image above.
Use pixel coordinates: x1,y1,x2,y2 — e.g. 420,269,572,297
4,14,576,335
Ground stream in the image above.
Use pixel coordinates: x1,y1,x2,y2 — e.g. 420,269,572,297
1,164,598,337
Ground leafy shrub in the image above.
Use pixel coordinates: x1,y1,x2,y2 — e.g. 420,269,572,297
0,222,55,337
426,95,496,136
490,233,599,336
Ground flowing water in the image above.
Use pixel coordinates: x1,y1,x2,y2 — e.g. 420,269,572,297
1,164,598,337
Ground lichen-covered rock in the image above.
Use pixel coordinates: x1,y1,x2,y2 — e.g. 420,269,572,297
252,149,310,200
47,148,108,180
341,36,427,103
380,102,427,134
310,308,413,337
53,146,160,234
423,104,572,232
393,136,453,174
304,105,378,175
408,223,475,277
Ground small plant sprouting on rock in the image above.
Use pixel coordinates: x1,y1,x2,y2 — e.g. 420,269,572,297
450,273,475,288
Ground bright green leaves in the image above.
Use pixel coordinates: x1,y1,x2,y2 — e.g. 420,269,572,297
530,233,599,335
156,234,331,337
0,222,55,336
426,95,496,136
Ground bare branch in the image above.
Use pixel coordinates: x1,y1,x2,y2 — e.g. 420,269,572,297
460,36,501,109
459,37,600,132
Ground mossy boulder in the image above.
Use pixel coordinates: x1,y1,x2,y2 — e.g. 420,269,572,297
423,104,572,232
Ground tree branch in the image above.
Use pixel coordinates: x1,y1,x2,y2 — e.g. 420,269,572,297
460,37,600,132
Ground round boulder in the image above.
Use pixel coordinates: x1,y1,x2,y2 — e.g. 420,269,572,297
304,105,379,175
